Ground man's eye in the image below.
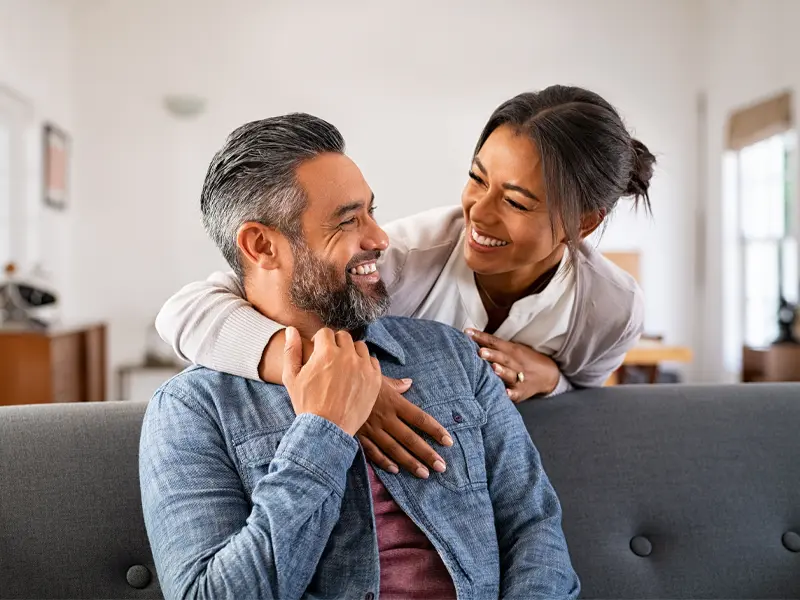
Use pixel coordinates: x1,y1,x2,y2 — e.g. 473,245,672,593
369,205,377,216
340,217,357,227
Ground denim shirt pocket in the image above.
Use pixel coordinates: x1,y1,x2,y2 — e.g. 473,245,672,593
423,397,488,492
233,430,288,496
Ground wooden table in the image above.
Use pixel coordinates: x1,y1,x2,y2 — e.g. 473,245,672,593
606,341,693,385
0,322,107,405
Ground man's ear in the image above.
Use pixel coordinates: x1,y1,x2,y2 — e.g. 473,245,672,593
579,209,606,239
236,222,283,271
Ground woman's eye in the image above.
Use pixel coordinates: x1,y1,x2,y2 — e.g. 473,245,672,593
468,171,486,186
505,198,529,211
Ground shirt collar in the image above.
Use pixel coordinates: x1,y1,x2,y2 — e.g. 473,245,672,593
362,319,407,365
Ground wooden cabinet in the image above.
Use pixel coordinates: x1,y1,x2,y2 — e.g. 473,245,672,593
0,323,106,406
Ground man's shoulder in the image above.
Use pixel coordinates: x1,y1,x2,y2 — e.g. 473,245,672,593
151,365,283,417
378,316,473,349
156,365,246,399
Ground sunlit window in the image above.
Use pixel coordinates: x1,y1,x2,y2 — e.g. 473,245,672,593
737,132,797,347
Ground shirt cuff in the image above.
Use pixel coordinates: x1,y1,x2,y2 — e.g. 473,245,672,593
213,305,286,381
276,413,359,497
545,373,574,397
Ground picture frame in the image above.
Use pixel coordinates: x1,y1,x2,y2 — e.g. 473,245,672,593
43,123,69,210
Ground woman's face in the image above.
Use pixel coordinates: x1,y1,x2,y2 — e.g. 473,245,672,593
461,124,565,276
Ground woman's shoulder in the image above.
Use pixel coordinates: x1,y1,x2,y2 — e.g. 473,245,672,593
574,242,644,330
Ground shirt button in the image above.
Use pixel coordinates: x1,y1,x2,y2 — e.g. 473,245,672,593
365,593,375,600
452,412,463,423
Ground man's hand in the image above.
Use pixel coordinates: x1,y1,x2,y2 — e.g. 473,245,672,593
282,326,382,436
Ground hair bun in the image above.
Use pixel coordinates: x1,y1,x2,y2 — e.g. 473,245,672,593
626,138,656,198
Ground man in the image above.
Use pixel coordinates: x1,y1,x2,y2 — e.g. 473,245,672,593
139,114,579,600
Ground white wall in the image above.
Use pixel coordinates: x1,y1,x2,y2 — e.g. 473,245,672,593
64,0,702,388
700,0,800,382
0,0,76,300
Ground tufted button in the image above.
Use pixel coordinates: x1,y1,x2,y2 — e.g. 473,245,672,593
630,535,652,557
783,531,800,552
452,412,463,423
126,565,152,589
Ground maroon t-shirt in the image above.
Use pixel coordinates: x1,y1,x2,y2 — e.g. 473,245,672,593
366,465,457,599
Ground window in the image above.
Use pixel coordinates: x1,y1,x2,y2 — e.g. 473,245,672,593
736,131,797,347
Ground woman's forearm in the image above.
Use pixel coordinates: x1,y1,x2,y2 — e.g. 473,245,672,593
258,329,315,384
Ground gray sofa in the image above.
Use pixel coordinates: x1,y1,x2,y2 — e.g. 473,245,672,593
1,384,799,599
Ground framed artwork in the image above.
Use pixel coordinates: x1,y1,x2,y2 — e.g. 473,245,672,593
43,123,69,210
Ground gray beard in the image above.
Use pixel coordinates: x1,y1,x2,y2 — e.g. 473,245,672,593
288,243,390,332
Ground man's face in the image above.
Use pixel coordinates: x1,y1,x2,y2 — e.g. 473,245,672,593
288,153,390,331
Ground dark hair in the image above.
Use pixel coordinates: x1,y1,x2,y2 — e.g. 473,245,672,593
201,113,345,278
474,85,655,265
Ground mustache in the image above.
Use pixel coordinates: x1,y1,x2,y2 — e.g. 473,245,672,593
345,251,382,271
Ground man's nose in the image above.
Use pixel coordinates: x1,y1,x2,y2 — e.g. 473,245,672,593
362,219,389,252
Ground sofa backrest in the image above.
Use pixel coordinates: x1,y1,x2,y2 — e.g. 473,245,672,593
0,401,161,599
1,384,799,599
519,383,800,599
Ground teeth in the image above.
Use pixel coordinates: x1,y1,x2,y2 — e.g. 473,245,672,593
349,262,377,275
471,228,508,247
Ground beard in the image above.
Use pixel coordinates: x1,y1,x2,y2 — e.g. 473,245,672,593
288,243,390,332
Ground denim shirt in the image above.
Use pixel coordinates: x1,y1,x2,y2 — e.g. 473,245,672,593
139,317,579,600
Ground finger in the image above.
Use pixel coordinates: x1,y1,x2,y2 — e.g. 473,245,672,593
354,340,370,359
312,327,336,351
371,429,431,479
477,347,519,370
358,434,399,474
492,362,518,387
383,376,413,394
281,327,303,385
369,356,382,375
465,329,507,351
506,387,527,404
397,400,454,447
386,419,447,473
334,329,353,348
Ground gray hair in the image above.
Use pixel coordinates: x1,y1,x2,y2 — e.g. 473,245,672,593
200,113,346,278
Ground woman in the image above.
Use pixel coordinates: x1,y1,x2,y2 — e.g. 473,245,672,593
156,85,654,477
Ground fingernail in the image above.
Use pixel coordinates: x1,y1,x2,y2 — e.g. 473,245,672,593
492,363,500,373
433,460,446,473
464,329,475,336
441,435,454,447
402,378,412,384
387,464,399,474
480,349,490,359
415,467,430,479
507,389,513,398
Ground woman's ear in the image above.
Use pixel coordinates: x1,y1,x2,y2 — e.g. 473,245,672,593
579,209,606,238
236,222,282,271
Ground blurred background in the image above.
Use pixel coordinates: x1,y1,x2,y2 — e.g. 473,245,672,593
1,0,799,403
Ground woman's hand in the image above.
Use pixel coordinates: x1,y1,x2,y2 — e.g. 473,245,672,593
466,329,560,402
357,377,454,478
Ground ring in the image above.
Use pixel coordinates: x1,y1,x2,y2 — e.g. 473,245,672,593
517,371,525,384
